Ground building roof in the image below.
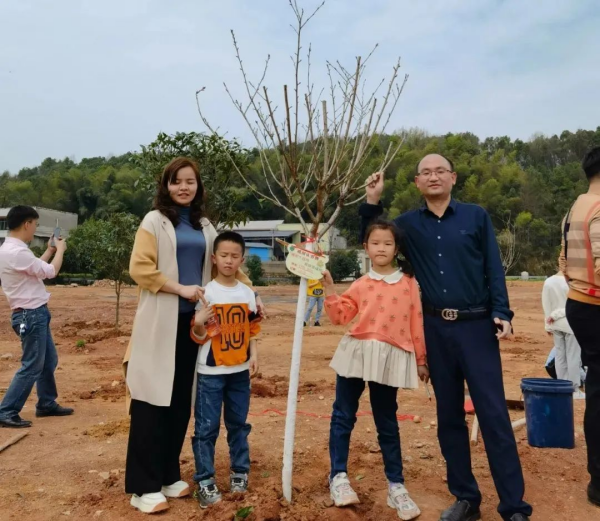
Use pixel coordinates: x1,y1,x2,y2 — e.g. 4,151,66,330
0,207,78,218
245,242,273,249
232,220,285,231
237,230,295,239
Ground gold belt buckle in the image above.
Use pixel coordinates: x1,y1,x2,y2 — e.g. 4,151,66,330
441,308,459,321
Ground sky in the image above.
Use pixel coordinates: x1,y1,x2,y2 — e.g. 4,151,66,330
1,0,599,174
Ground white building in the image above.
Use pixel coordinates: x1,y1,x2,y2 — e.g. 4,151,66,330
229,220,347,260
0,207,78,248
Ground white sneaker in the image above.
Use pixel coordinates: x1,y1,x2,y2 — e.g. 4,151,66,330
387,483,421,520
329,472,360,507
161,480,190,498
573,391,586,400
130,492,169,514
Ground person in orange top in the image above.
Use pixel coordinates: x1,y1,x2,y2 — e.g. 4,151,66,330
561,146,600,508
321,220,429,520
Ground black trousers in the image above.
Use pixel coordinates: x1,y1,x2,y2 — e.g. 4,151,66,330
425,315,532,520
566,299,600,487
125,311,198,496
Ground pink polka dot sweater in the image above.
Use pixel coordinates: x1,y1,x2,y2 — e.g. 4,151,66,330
324,272,427,366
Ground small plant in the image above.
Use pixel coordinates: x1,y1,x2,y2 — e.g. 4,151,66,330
76,339,86,350
234,506,254,520
246,255,265,285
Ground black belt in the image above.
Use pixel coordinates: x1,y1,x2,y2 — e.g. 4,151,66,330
12,304,47,313
423,304,490,321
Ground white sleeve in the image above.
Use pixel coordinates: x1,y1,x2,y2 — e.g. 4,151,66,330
203,284,217,306
541,281,553,320
14,249,56,280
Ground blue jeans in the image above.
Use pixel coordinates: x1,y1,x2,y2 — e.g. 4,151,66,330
192,370,252,482
304,296,323,323
329,375,404,483
0,305,58,420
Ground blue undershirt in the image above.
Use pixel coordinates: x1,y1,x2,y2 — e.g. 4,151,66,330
175,207,206,314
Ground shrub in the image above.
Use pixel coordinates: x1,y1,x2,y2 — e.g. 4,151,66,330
246,255,266,285
329,249,361,282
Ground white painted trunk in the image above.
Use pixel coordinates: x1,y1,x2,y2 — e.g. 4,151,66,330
281,242,312,502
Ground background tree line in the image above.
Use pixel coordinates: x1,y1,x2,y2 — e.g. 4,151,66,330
3,127,599,276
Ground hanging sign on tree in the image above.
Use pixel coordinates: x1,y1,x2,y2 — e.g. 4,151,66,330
285,244,329,279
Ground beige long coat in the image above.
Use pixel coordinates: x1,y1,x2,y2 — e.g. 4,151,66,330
123,210,251,409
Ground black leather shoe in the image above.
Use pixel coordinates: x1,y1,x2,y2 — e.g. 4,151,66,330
0,415,32,428
509,514,529,521
439,500,481,521
589,481,600,507
36,405,74,417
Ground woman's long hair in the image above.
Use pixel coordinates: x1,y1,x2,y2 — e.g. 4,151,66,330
153,157,206,230
363,219,414,276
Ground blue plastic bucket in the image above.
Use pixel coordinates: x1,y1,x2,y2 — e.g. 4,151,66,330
520,378,575,449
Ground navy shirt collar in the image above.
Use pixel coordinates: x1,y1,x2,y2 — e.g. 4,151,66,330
419,198,458,217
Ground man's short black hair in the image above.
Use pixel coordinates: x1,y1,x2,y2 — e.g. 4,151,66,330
582,146,600,180
415,154,455,174
7,205,39,230
214,231,246,255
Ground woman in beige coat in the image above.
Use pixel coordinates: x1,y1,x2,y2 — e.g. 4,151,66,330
124,157,259,514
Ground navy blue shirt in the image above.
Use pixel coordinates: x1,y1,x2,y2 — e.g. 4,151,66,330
359,200,513,322
175,207,206,314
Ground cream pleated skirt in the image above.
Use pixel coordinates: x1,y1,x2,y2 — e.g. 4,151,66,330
329,335,419,389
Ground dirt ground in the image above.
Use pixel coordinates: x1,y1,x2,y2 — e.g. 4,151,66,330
0,282,596,520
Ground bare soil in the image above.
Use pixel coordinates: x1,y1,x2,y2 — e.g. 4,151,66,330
0,282,596,520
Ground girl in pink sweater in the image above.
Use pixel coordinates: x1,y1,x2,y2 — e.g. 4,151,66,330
322,220,429,520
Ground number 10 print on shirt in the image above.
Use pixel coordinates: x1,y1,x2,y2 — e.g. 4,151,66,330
206,303,261,367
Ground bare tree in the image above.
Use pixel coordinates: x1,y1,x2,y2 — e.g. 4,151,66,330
498,218,520,274
196,0,407,241
195,0,408,502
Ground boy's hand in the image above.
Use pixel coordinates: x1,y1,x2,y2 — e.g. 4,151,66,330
256,295,267,319
249,353,259,377
417,364,430,383
195,305,215,326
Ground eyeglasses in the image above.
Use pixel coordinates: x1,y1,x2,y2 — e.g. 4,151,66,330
418,168,453,178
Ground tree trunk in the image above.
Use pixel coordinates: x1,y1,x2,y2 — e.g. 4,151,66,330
115,281,121,331
282,241,311,502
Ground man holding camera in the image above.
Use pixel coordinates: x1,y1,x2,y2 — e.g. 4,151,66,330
0,205,73,428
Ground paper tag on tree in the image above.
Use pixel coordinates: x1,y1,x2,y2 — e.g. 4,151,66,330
285,244,329,279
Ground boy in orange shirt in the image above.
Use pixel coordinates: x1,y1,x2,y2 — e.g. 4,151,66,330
190,232,261,509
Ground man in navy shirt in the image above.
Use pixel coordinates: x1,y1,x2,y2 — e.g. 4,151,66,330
360,154,532,521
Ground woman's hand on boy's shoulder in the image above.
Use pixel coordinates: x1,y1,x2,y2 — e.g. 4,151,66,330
179,284,204,302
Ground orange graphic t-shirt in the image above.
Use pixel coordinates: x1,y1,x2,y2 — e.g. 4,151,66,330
191,281,261,375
